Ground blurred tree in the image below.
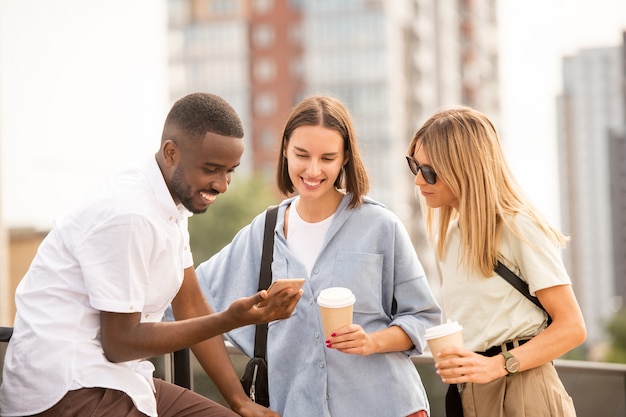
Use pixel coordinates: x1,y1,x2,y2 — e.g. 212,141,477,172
604,308,626,363
189,176,279,266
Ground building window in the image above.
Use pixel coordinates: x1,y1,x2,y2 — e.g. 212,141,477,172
253,0,274,14
254,58,277,82
252,24,275,48
211,0,237,15
168,0,189,25
255,92,277,116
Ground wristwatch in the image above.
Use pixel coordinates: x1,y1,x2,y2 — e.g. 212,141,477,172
500,351,520,375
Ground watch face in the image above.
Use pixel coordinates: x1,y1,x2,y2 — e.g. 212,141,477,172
506,357,520,373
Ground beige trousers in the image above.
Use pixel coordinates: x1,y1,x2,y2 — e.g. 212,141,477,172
460,362,576,417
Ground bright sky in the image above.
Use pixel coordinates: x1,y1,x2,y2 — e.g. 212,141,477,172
498,0,626,225
0,0,168,229
1,0,625,229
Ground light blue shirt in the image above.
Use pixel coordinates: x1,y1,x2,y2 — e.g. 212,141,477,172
197,195,442,417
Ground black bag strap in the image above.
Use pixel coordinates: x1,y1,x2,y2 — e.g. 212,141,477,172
253,205,279,359
495,261,552,325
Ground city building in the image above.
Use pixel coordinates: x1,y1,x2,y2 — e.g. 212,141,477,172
166,0,500,282
556,33,626,353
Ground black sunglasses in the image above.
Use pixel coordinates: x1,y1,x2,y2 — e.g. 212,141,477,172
405,156,437,185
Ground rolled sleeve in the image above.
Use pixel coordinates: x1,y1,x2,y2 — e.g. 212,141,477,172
390,276,442,355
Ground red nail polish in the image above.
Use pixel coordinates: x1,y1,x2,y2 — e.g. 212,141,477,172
326,343,332,348
325,339,330,344
331,333,336,337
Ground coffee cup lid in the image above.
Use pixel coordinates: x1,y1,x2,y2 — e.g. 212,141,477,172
424,320,463,340
317,287,356,308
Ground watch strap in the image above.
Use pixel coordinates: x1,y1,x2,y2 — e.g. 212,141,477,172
499,350,519,375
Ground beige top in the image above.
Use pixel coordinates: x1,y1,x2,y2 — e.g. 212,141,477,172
438,213,571,352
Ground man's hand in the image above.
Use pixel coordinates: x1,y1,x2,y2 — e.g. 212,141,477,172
232,398,281,417
226,287,302,327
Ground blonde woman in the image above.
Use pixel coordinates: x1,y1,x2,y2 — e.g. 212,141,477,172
407,106,586,417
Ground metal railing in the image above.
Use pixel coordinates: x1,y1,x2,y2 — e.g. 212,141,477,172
154,343,626,417
3,331,624,417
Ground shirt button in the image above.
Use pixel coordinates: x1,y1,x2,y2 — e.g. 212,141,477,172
145,313,150,319
129,305,135,311
319,362,325,368
315,332,320,339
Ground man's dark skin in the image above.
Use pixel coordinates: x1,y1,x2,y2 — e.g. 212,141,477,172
100,128,302,417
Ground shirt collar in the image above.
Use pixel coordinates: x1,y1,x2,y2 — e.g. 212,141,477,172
143,157,193,222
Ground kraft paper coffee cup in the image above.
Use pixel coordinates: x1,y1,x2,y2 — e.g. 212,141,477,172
317,287,356,339
424,320,464,363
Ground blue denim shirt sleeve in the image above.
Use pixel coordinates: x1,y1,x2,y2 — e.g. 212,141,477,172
387,218,443,355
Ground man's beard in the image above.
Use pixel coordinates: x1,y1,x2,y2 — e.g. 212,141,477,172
170,164,208,214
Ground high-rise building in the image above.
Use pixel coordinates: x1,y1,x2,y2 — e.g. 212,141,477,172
167,0,304,179
612,32,626,308
556,37,626,352
166,0,500,282
608,129,626,308
168,0,255,173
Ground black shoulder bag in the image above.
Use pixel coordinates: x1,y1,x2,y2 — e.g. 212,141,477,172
240,205,278,408
495,261,552,325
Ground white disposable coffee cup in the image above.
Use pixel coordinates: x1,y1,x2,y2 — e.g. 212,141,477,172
424,320,464,363
317,287,356,339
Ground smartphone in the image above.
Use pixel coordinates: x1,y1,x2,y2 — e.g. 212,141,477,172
266,278,305,295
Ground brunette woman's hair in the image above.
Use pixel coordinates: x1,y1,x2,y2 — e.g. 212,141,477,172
276,95,369,208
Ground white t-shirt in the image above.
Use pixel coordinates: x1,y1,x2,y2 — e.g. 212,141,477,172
438,213,571,352
0,158,193,417
286,197,335,277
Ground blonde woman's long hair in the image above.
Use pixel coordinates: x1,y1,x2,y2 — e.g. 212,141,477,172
408,106,567,277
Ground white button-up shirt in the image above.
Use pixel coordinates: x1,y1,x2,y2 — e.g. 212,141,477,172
0,158,192,417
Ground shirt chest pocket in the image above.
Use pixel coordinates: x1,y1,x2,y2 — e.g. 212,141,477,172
143,240,184,318
333,251,383,314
